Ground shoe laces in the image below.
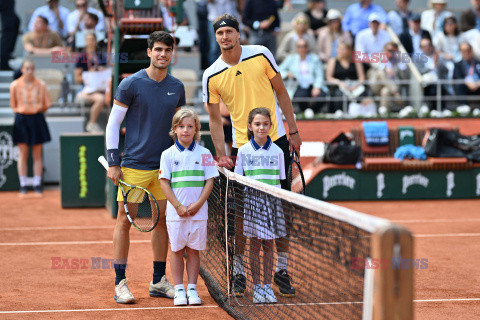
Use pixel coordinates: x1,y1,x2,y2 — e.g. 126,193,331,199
118,281,132,296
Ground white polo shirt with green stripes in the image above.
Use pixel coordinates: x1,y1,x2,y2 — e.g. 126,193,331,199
234,136,286,187
160,140,219,221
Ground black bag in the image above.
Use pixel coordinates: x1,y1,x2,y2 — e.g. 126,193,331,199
324,133,362,164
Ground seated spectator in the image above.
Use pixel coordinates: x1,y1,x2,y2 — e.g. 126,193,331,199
369,42,409,111
317,9,352,64
72,13,106,50
399,12,431,55
160,0,189,32
28,0,70,39
304,0,328,37
9,59,51,197
355,13,391,64
326,41,366,112
460,0,480,32
421,0,452,37
67,0,105,36
279,38,327,113
434,15,462,82
459,10,480,60
276,12,317,62
74,32,109,133
453,42,480,106
342,0,387,38
23,16,65,55
415,37,449,109
388,0,412,35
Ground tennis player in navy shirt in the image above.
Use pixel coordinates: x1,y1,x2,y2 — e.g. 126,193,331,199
105,31,186,304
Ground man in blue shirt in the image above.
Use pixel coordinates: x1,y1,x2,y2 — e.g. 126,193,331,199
105,31,186,304
342,0,387,37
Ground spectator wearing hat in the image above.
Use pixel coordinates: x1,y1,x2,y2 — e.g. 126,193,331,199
399,12,432,55
355,13,391,63
453,42,480,105
342,0,387,38
28,0,70,39
277,12,317,62
317,9,352,63
460,0,480,32
23,16,65,55
421,0,452,37
304,0,328,37
279,38,327,113
388,0,412,35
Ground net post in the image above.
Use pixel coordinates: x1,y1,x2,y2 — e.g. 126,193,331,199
372,225,414,320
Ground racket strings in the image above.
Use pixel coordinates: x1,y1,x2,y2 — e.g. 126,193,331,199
125,187,159,231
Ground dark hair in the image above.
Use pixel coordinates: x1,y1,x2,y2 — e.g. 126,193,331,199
247,107,271,140
213,14,239,30
443,16,459,36
86,12,99,24
37,15,49,25
147,31,174,50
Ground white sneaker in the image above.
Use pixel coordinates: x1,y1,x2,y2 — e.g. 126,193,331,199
174,288,188,306
149,275,175,298
187,287,202,305
86,122,104,133
114,278,135,304
252,284,265,304
263,284,277,303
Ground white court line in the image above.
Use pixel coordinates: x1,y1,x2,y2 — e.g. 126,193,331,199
1,298,479,314
3,233,480,246
0,305,219,314
0,226,113,231
0,240,150,246
392,218,480,224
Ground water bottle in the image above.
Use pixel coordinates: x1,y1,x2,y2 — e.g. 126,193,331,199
61,64,70,107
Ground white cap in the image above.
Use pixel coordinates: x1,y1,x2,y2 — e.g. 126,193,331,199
326,9,342,21
368,13,382,23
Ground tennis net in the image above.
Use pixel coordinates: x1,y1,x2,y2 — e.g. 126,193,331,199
201,167,413,320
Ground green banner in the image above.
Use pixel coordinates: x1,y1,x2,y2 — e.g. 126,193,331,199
309,168,480,201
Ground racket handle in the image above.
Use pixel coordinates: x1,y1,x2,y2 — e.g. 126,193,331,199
98,155,109,170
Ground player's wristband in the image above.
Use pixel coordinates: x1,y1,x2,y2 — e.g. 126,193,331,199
106,149,120,167
289,130,299,136
175,203,182,209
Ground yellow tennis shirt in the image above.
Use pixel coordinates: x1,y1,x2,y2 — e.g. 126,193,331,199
202,45,286,148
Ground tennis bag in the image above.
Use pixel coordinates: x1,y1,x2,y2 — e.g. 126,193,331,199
324,133,362,165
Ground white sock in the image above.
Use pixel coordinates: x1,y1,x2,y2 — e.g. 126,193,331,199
33,175,42,187
233,255,245,276
276,252,288,272
187,283,196,290
174,284,185,291
19,176,28,187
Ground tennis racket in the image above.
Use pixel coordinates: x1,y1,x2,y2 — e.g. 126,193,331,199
98,156,160,232
287,149,306,194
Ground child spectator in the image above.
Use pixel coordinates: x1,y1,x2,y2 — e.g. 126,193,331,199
159,108,219,306
234,107,286,304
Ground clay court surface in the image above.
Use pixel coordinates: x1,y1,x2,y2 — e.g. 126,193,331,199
1,190,479,319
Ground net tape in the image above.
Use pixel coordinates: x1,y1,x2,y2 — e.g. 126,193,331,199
201,167,392,320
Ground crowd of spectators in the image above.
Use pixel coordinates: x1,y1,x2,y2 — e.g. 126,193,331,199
5,0,480,123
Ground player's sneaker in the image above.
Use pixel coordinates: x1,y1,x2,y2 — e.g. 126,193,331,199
149,275,175,298
263,284,277,303
252,284,265,304
18,186,28,198
174,288,188,306
114,278,135,304
187,287,202,305
274,269,295,297
231,274,246,297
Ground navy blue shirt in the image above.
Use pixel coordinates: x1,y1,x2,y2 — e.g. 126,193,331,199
114,69,186,170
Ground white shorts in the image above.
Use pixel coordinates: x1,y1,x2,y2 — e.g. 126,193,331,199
167,220,208,252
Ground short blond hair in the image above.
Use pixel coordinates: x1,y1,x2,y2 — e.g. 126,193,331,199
169,108,201,142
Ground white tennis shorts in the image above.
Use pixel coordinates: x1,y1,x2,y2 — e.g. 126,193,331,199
167,220,208,252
